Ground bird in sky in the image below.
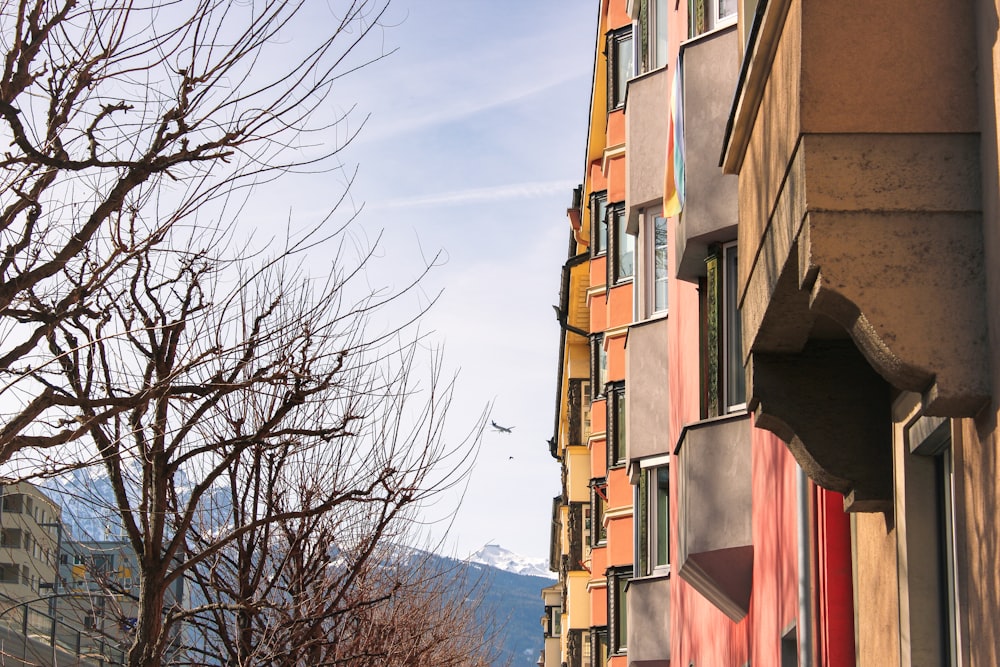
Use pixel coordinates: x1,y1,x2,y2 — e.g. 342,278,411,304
490,420,514,434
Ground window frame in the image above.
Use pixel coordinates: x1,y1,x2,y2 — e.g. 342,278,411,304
607,382,626,468
591,334,607,398
702,241,745,418
590,627,609,667
606,27,633,112
636,458,671,577
721,241,745,413
590,191,608,257
636,208,668,320
607,566,632,655
607,203,634,286
590,479,608,548
633,0,669,74
689,0,738,38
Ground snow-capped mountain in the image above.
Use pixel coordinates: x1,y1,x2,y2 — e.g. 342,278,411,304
467,543,556,579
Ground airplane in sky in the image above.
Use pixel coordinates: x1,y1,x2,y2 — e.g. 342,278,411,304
490,420,514,434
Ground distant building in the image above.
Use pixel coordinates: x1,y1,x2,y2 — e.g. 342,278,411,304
0,480,61,602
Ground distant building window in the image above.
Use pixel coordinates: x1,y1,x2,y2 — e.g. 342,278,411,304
607,27,633,111
1,494,23,513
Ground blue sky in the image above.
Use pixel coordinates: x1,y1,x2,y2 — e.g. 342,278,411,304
325,1,596,560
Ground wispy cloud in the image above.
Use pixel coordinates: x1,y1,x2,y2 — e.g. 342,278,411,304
371,179,576,209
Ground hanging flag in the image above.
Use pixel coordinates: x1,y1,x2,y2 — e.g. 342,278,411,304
664,56,685,217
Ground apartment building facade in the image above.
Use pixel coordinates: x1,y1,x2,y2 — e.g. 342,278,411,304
546,0,1000,664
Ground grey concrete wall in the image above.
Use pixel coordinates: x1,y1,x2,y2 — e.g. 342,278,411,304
625,67,669,233
676,26,740,282
627,575,671,663
625,318,670,462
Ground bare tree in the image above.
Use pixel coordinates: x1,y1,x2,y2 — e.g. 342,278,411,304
183,441,502,667
31,223,482,667
0,0,392,461
0,2,495,666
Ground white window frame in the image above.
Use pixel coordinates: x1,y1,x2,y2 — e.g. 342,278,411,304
636,209,668,321
630,0,670,74
636,455,671,577
722,241,746,413
690,0,738,38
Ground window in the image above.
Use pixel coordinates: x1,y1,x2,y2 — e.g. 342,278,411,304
702,242,745,418
637,210,668,319
1,493,23,513
689,0,737,37
607,203,634,285
608,567,631,654
591,334,607,398
0,529,20,549
544,604,562,638
722,242,745,411
590,480,608,547
905,415,963,665
607,27,633,111
607,382,626,467
569,379,593,446
591,627,609,667
591,191,608,256
637,461,670,576
781,625,798,667
633,0,670,73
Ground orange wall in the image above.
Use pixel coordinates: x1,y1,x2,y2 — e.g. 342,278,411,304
590,259,608,293
607,116,626,160
607,515,633,567
606,335,626,382
606,283,632,329
591,583,609,626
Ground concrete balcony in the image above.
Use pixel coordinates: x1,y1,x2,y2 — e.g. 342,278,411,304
722,0,989,511
625,66,668,231
625,317,670,462
675,412,753,621
675,24,741,282
627,575,671,666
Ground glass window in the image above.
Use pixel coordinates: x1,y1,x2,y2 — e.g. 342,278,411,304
608,383,626,467
591,191,608,256
636,463,670,576
636,210,668,320
591,480,608,547
608,567,631,654
654,466,669,568
636,0,669,73
591,334,607,397
607,28,633,111
591,627,609,667
723,242,745,411
689,0,737,37
703,242,745,417
614,207,634,283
